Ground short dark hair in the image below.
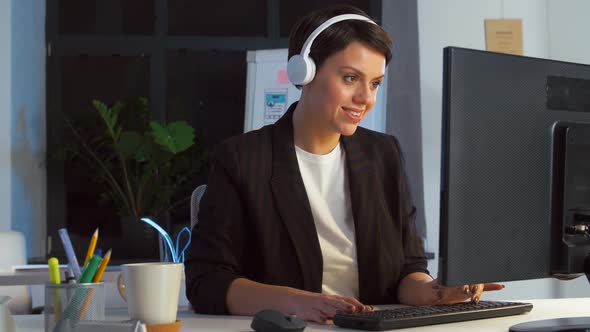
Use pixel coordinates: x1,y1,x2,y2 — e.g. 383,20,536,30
288,5,393,72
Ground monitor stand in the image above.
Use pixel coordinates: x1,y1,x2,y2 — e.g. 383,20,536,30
509,256,590,332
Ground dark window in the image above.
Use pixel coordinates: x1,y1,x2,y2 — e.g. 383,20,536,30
58,0,155,35
168,0,267,36
167,50,246,146
60,56,150,115
279,0,372,37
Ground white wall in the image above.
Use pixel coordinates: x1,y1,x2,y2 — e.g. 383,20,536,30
0,0,46,257
417,0,590,300
547,0,590,65
10,0,46,258
0,0,12,232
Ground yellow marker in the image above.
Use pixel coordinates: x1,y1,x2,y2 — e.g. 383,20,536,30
48,257,62,322
83,228,99,267
48,257,61,284
92,249,111,283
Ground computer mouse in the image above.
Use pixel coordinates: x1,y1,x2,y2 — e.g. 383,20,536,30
251,309,307,332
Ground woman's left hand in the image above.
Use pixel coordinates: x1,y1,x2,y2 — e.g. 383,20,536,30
398,273,505,306
434,281,505,304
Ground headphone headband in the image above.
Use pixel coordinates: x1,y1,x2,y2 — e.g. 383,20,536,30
300,14,377,58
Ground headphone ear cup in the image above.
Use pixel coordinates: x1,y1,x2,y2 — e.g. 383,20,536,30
304,58,316,86
287,54,316,86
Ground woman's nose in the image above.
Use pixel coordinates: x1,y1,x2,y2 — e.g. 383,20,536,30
353,83,373,105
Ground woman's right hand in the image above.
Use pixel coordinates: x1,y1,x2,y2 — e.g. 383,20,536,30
226,278,371,324
288,290,372,324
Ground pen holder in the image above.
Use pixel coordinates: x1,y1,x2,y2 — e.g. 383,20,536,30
44,282,105,332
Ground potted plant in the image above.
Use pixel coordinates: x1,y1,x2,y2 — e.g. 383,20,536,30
59,97,206,258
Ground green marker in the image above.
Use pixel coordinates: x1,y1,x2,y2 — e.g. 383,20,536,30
56,255,103,330
78,255,101,283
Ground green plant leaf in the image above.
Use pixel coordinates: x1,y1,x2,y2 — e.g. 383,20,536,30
115,131,143,160
133,134,154,162
94,99,122,142
150,121,195,154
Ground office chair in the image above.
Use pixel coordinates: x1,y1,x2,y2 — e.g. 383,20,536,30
0,231,32,314
190,184,207,230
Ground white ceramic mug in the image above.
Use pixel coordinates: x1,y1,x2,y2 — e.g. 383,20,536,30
117,262,183,325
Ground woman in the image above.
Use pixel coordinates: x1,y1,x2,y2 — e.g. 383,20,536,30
185,5,503,324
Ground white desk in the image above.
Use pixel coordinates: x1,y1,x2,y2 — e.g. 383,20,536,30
0,270,120,286
12,298,590,331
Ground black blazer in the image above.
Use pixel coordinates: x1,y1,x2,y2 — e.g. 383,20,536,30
185,103,428,314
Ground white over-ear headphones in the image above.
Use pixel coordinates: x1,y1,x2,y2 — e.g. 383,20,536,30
287,14,377,86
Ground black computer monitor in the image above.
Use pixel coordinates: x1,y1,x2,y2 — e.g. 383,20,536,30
439,47,590,331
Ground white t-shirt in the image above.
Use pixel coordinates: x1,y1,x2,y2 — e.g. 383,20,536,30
295,142,359,298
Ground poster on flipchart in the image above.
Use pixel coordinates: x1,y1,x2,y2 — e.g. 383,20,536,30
263,88,288,125
244,49,301,132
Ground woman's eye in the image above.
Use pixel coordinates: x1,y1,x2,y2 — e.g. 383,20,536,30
371,81,382,89
344,75,357,83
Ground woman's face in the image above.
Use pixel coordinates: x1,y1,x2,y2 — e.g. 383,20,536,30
303,41,386,136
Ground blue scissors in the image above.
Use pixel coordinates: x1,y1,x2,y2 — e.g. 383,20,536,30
140,217,191,263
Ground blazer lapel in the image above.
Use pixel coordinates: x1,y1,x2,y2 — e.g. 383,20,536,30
341,134,379,303
270,104,323,292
